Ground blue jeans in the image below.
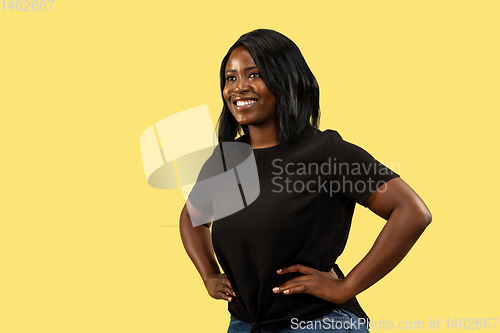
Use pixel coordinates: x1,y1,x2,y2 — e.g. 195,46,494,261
227,308,370,332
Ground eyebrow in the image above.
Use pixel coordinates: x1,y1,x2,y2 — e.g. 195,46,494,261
225,66,258,74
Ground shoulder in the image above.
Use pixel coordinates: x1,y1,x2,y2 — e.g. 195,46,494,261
195,143,224,180
306,128,346,148
310,129,377,161
286,127,346,152
313,128,343,141
314,129,370,149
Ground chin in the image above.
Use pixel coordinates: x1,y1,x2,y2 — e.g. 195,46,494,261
233,117,253,126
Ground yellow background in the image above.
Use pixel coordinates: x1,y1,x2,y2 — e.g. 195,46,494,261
1,1,499,332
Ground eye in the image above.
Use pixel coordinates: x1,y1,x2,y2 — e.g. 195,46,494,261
226,75,236,81
249,72,260,78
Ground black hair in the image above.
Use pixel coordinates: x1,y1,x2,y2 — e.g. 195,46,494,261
215,29,320,149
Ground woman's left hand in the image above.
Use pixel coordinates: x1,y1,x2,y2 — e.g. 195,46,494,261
272,264,353,304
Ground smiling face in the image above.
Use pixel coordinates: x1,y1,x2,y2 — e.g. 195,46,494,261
223,46,278,128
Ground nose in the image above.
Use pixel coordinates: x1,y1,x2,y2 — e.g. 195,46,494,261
234,76,250,94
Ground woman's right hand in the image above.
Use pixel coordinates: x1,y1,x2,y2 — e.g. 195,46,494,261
204,273,236,302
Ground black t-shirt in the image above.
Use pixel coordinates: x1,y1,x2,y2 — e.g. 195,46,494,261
188,126,400,328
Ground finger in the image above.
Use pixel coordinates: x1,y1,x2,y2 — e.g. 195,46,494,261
272,276,313,293
222,278,236,297
221,283,236,297
223,277,232,289
282,285,307,295
277,264,316,275
217,291,234,302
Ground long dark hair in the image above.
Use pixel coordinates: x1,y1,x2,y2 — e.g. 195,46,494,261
216,29,320,149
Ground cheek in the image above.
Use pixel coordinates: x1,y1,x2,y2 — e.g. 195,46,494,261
223,88,231,105
265,92,278,109
260,85,277,108
271,93,278,106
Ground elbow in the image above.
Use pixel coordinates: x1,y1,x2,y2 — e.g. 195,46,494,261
406,193,432,230
396,200,431,233
420,208,432,228
413,205,432,231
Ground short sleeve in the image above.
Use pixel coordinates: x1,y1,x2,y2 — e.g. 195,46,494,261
187,152,216,215
323,130,400,207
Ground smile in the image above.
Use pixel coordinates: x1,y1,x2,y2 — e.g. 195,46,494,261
236,99,257,107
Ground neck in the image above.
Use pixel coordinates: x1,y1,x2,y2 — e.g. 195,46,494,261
246,123,279,149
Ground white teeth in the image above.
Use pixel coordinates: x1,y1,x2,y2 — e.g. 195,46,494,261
236,99,257,107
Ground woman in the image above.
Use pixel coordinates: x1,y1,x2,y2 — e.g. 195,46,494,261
180,29,431,333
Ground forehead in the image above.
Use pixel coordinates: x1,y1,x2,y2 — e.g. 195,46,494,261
225,46,256,70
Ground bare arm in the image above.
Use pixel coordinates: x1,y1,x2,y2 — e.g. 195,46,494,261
179,200,236,302
273,177,432,303
341,177,432,299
